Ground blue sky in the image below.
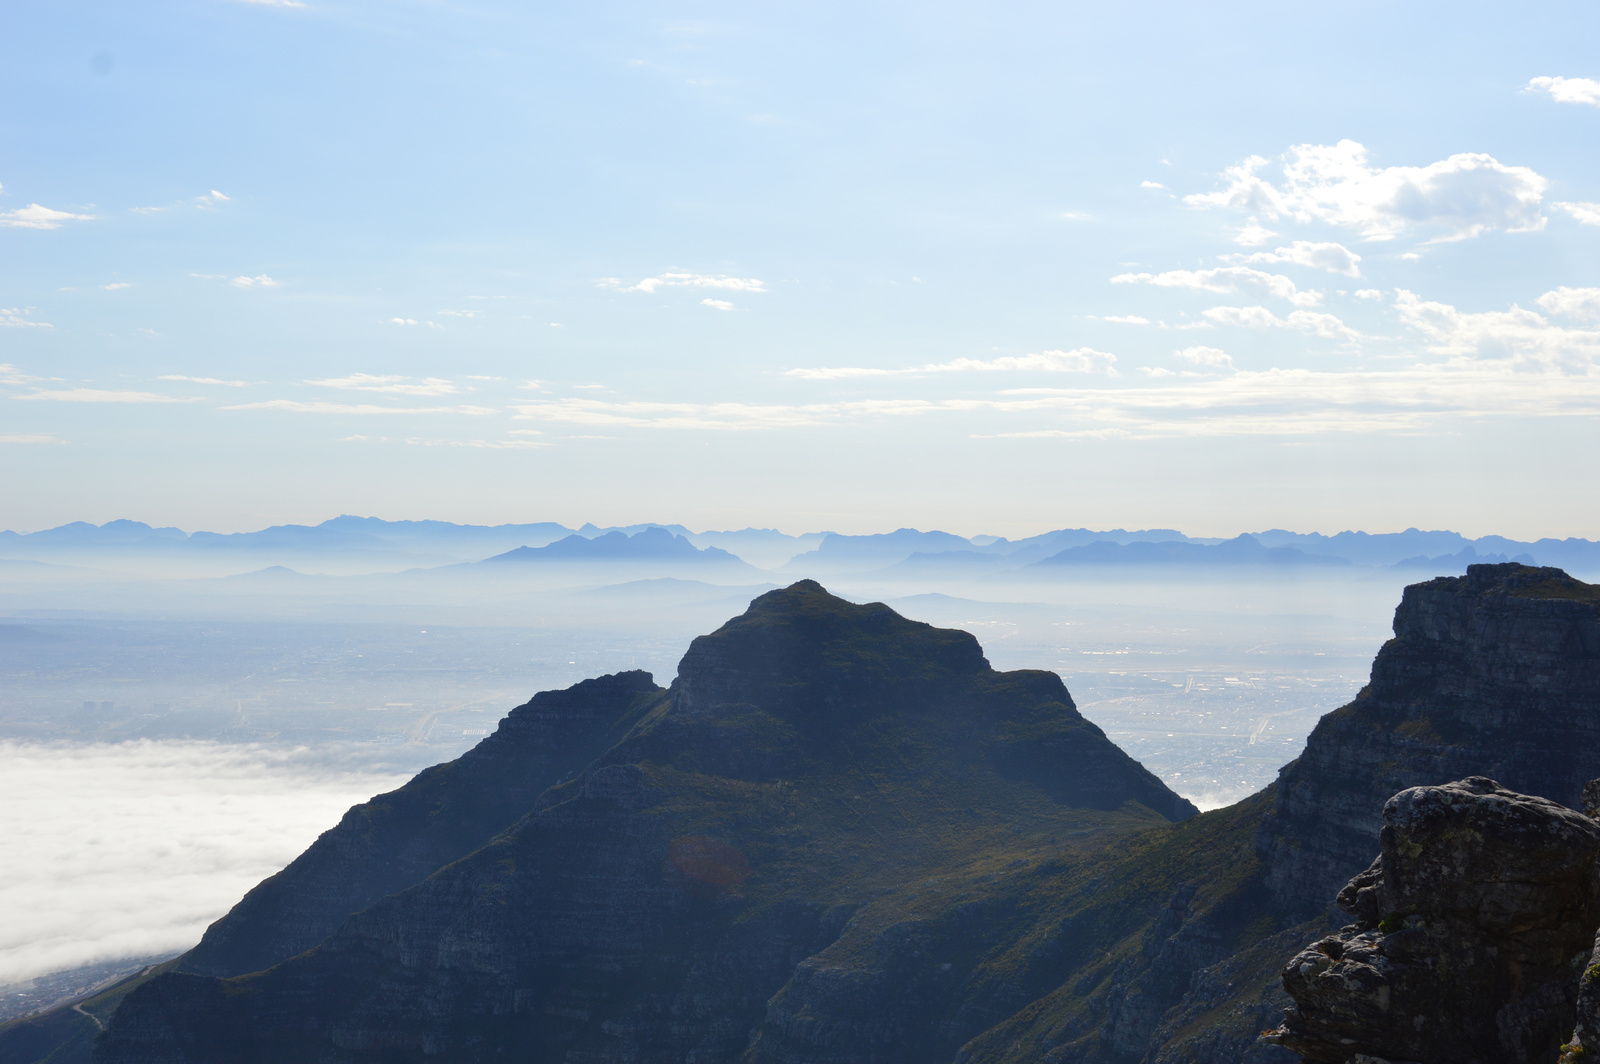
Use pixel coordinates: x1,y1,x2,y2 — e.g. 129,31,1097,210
2,0,1599,537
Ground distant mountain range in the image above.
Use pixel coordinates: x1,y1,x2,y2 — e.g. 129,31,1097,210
0,517,1593,578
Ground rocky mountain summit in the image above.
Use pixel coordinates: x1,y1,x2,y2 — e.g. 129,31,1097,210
5,563,1600,1064
94,581,1196,1063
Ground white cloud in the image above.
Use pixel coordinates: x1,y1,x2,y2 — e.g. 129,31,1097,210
0,363,34,384
1394,289,1600,373
390,318,417,326
224,400,493,414
1187,140,1548,242
1354,289,1385,301
1536,287,1600,322
1228,240,1362,277
1094,315,1151,325
231,275,279,288
437,310,476,318
785,348,1119,380
133,191,231,215
1234,224,1277,246
1174,345,1236,370
604,273,767,294
14,389,202,404
701,298,734,310
304,374,462,397
1140,181,1167,189
1554,202,1600,226
0,204,96,230
0,434,58,444
159,375,249,387
1112,266,1323,306
102,282,133,290
1202,305,1361,341
0,740,403,984
1526,76,1600,106
1,308,52,329
1138,367,1178,378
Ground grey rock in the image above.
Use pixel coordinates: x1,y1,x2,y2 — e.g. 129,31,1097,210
1271,777,1600,1064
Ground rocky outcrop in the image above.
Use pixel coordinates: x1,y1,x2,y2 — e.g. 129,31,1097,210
1270,777,1600,1064
1260,564,1600,918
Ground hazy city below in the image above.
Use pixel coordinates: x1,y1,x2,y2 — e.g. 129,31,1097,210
4,517,1596,1016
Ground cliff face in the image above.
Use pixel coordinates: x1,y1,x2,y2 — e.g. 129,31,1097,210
97,581,1196,1064
1260,564,1600,917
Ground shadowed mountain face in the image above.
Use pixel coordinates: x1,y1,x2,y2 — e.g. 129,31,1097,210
96,581,1194,1063
180,670,665,978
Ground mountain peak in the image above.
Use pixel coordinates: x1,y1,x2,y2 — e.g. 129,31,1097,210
672,581,990,721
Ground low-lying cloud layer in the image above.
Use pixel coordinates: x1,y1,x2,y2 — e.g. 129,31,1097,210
0,741,406,985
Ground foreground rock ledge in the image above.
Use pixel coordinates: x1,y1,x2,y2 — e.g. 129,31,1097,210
1266,776,1600,1064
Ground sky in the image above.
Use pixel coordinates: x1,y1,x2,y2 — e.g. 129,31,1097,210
2,0,1599,538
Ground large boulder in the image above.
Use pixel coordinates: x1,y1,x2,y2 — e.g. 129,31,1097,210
1269,777,1600,1064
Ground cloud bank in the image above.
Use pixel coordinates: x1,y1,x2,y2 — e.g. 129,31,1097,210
306,374,460,397
0,741,404,984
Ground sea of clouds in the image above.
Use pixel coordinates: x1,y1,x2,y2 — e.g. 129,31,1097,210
0,740,407,985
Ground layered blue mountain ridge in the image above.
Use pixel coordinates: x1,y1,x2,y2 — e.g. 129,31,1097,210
0,518,1592,575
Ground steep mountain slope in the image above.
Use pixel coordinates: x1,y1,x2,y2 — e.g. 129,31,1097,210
181,670,665,977
96,581,1195,1062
